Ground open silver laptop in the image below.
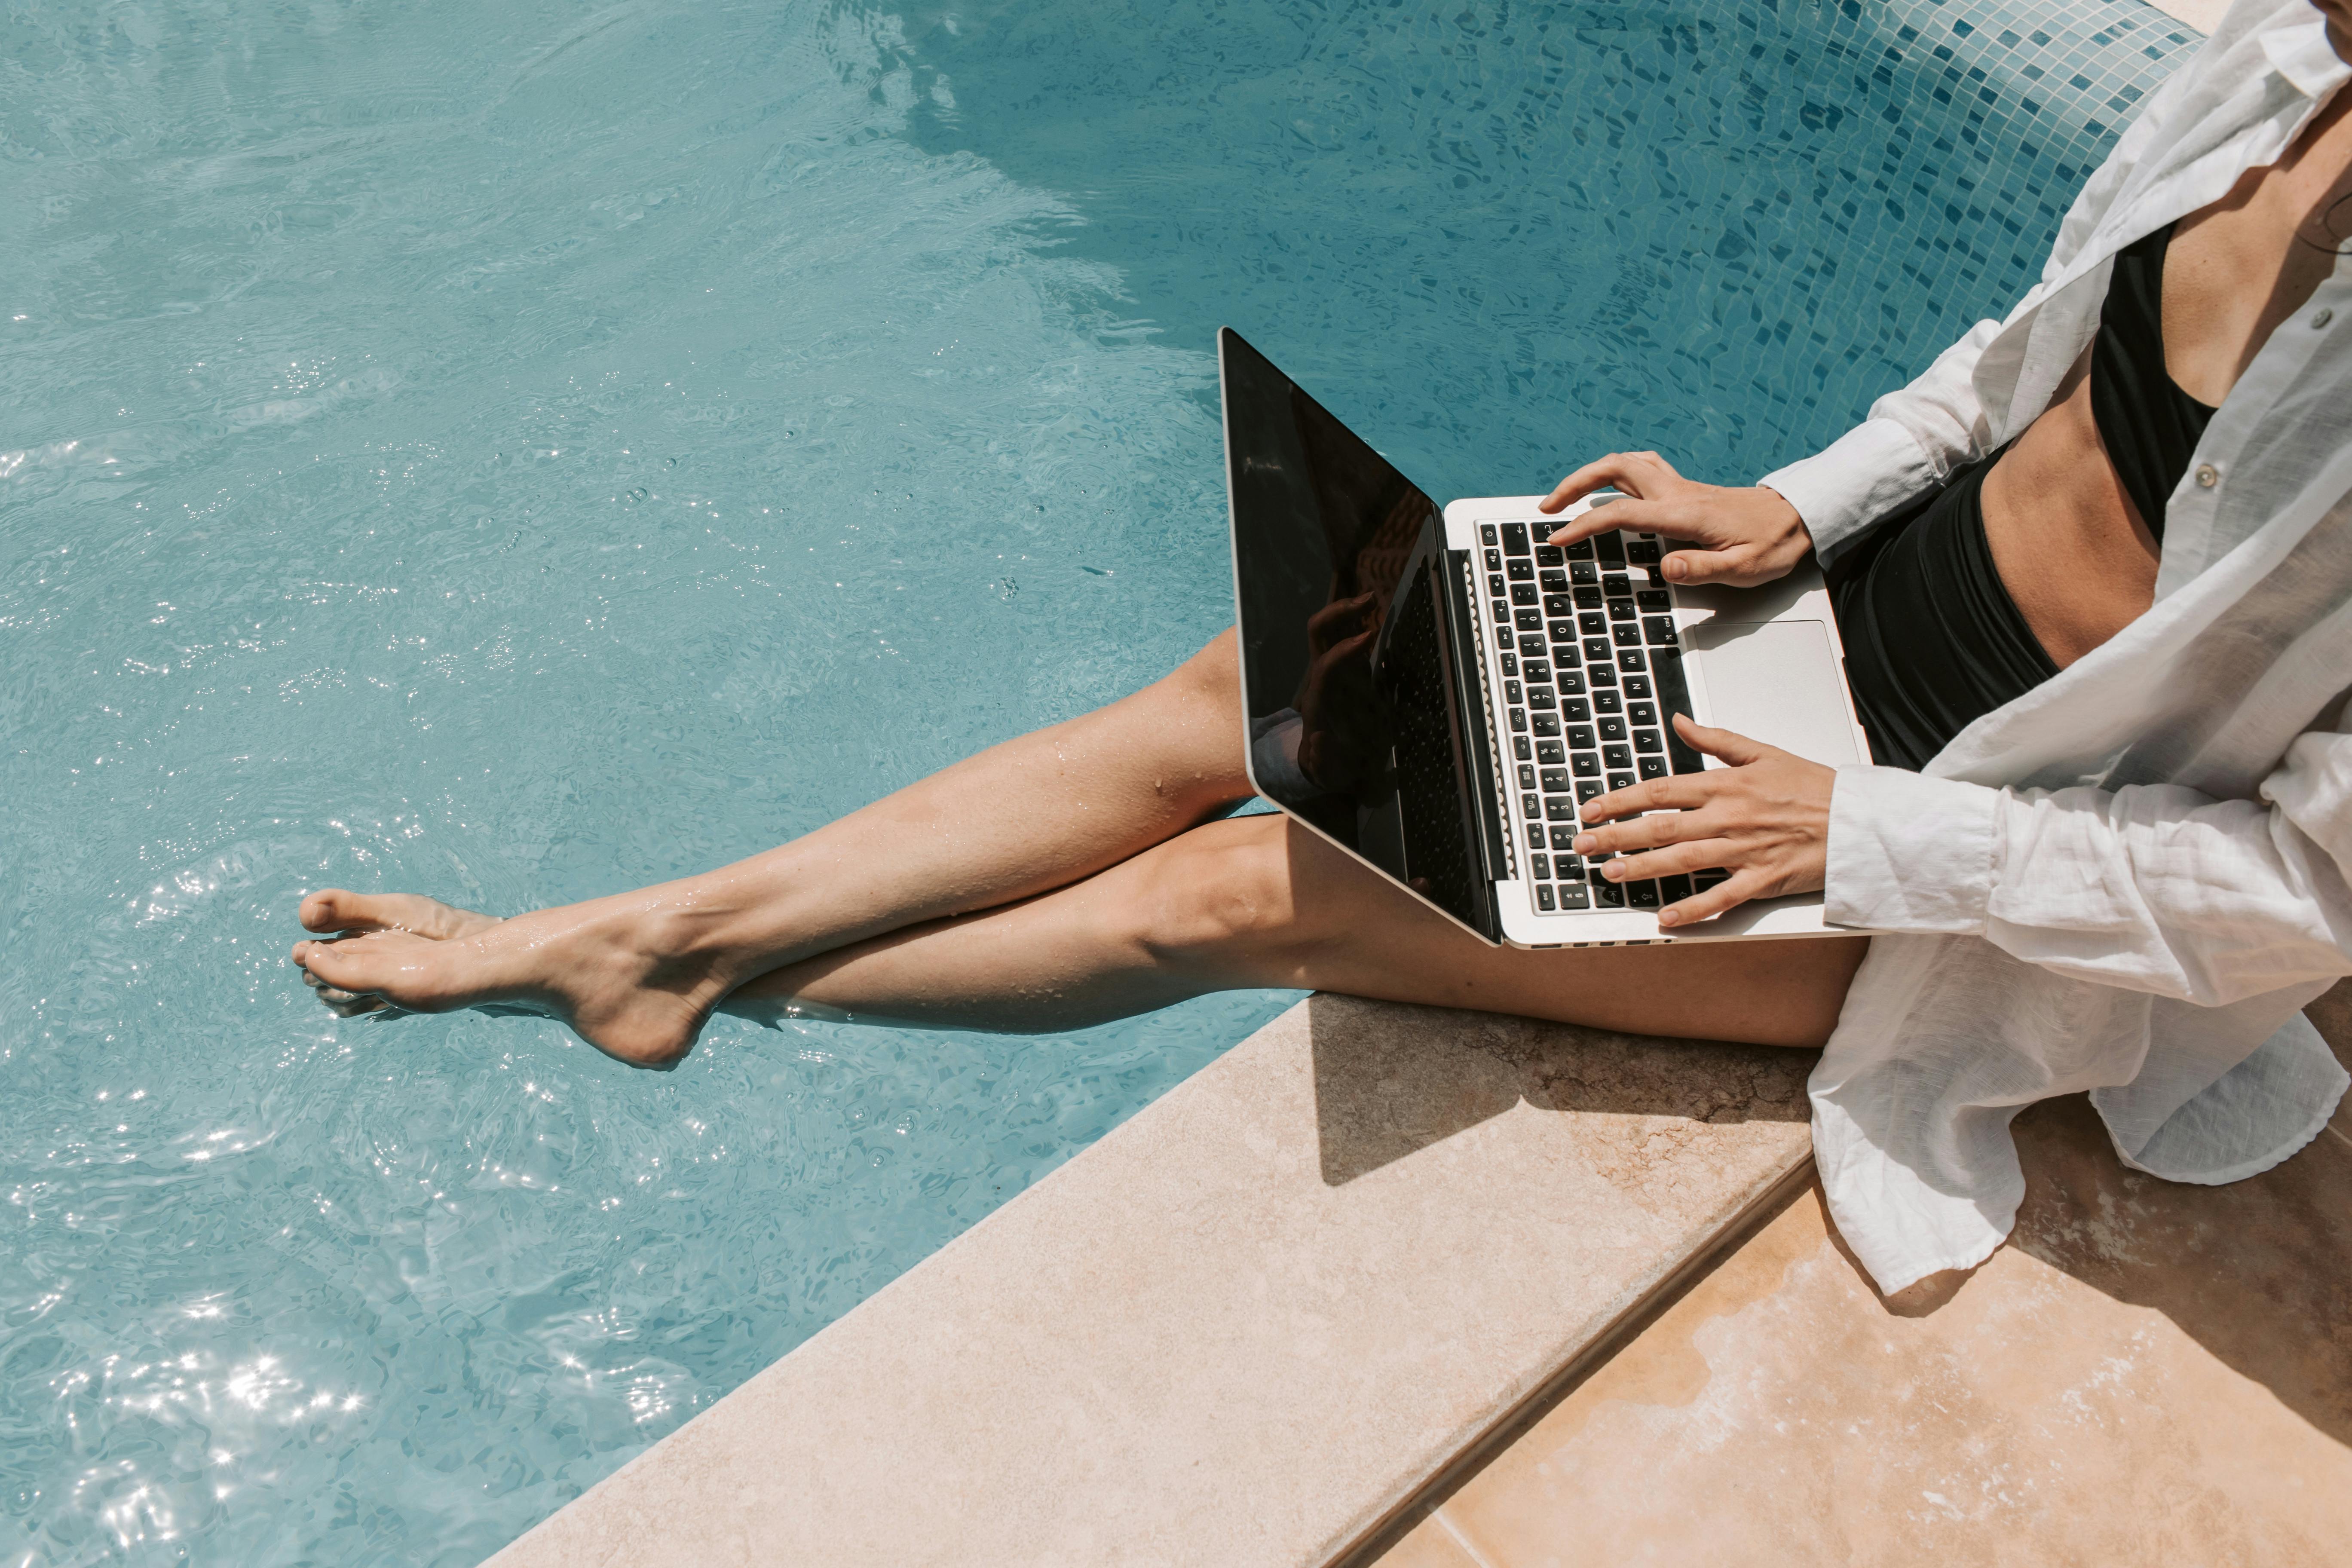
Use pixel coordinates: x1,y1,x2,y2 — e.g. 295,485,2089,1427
1219,327,1872,948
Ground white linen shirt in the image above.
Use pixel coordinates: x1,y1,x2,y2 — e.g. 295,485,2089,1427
1755,0,2352,1294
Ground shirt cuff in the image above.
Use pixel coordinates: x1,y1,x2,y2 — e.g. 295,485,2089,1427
1755,418,1939,566
1825,766,2000,933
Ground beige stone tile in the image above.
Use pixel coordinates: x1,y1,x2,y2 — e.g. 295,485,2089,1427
1422,1003,2352,1568
487,994,1812,1568
1375,1514,1489,1568
2144,0,2227,32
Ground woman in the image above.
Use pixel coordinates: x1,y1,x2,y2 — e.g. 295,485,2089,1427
295,0,2352,1291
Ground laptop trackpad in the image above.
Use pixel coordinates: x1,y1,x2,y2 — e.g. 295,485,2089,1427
1685,619,1861,767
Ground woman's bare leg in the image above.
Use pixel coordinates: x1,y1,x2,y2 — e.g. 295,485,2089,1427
726,813,1867,1047
292,632,1256,1063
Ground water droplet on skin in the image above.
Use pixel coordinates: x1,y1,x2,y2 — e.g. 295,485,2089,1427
626,488,647,503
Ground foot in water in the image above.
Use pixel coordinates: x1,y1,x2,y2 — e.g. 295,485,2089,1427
291,887,734,1068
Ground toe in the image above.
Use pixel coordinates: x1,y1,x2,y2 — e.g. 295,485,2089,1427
300,888,498,940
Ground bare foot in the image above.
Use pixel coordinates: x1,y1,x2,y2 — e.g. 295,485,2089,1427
291,885,735,1068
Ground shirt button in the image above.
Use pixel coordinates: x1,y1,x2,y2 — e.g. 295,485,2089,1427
2195,462,2220,488
2315,307,2335,329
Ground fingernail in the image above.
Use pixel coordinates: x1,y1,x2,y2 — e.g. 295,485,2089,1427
1604,861,1623,879
1658,909,1680,927
1571,834,1594,852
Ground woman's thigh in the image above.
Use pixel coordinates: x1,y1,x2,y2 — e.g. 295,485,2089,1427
1223,815,1866,1048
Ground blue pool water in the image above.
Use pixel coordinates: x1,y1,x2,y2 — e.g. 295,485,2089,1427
2,0,2190,1561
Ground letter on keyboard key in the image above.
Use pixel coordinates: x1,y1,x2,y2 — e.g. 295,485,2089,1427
1643,615,1678,646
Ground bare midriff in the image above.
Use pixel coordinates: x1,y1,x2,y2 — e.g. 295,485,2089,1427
1977,83,2352,669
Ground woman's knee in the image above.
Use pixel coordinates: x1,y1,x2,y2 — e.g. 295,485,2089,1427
1130,818,1303,975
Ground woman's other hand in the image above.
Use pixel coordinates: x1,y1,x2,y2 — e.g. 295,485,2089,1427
1538,450,1813,589
1570,715,1835,928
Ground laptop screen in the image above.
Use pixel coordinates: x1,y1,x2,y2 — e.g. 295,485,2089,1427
1218,328,1497,938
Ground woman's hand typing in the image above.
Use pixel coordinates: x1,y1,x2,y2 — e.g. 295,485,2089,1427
1571,715,1836,928
1539,450,1814,589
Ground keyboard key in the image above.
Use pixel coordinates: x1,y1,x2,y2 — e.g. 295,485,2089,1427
1646,649,1706,774
1528,685,1555,710
1492,599,1510,625
1602,572,1631,595
1583,637,1612,662
1627,880,1662,909
1511,583,1539,606
1643,615,1678,646
1629,701,1656,726
1531,853,1550,879
1637,756,1667,780
1607,771,1635,790
1519,633,1547,656
1535,883,1556,911
1517,763,1537,790
1694,869,1730,891
1501,522,1530,555
1484,547,1504,571
1636,589,1671,612
1561,697,1591,723
1588,662,1617,687
1507,557,1534,581
1606,595,1636,621
1539,569,1568,593
1531,713,1560,736
1660,874,1694,903
1543,594,1574,617
1594,532,1626,567
1515,609,1544,632
1567,725,1597,749
1556,857,1586,881
1539,767,1572,791
1623,674,1653,699
1603,744,1632,770
1626,539,1662,565
1480,524,1498,546
1559,883,1591,909
1513,735,1532,760
1634,727,1662,754
1611,623,1643,648
1574,585,1603,609
1595,879,1626,907
1522,659,1552,683
1488,573,1507,596
1505,679,1523,705
1522,792,1540,819
1534,544,1564,567
1550,823,1578,848
1617,649,1647,673
1544,795,1576,821
1549,633,1580,663
1598,716,1627,741
1565,539,1596,561
1555,668,1586,694
1500,652,1519,679
1571,751,1601,777
1535,739,1565,764
1509,707,1526,732
1570,561,1598,585
1578,610,1607,636
1593,688,1622,714
1574,780,1604,805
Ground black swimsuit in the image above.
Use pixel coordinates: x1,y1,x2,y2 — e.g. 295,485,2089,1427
1827,222,2217,770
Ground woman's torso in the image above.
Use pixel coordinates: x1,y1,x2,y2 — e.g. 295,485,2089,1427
1978,85,2352,667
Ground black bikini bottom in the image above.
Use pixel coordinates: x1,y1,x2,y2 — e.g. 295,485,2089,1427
1825,448,2059,772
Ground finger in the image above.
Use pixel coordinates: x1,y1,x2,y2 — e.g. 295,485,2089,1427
1657,867,1776,928
1674,712,1774,768
1655,545,1754,585
1538,451,1677,513
1591,838,1736,885
1576,769,1714,827
1572,804,1715,857
1540,495,1666,548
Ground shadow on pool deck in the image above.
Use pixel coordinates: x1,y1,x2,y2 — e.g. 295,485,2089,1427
1309,992,1810,1186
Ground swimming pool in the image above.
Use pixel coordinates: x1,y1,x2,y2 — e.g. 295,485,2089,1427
1,0,2191,1561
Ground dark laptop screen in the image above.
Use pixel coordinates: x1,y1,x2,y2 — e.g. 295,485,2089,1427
1218,328,1497,939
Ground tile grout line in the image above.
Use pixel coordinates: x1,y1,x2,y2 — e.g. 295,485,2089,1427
1436,1510,1505,1568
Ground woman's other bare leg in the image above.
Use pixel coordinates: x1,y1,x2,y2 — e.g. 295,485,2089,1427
293,632,1256,1062
729,813,1866,1047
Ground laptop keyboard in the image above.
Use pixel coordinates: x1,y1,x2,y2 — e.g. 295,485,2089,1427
1478,520,1730,917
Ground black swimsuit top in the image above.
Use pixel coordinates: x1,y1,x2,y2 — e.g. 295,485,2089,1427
2089,222,2217,542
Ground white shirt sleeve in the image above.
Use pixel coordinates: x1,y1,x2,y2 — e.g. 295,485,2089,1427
1825,725,2352,1007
